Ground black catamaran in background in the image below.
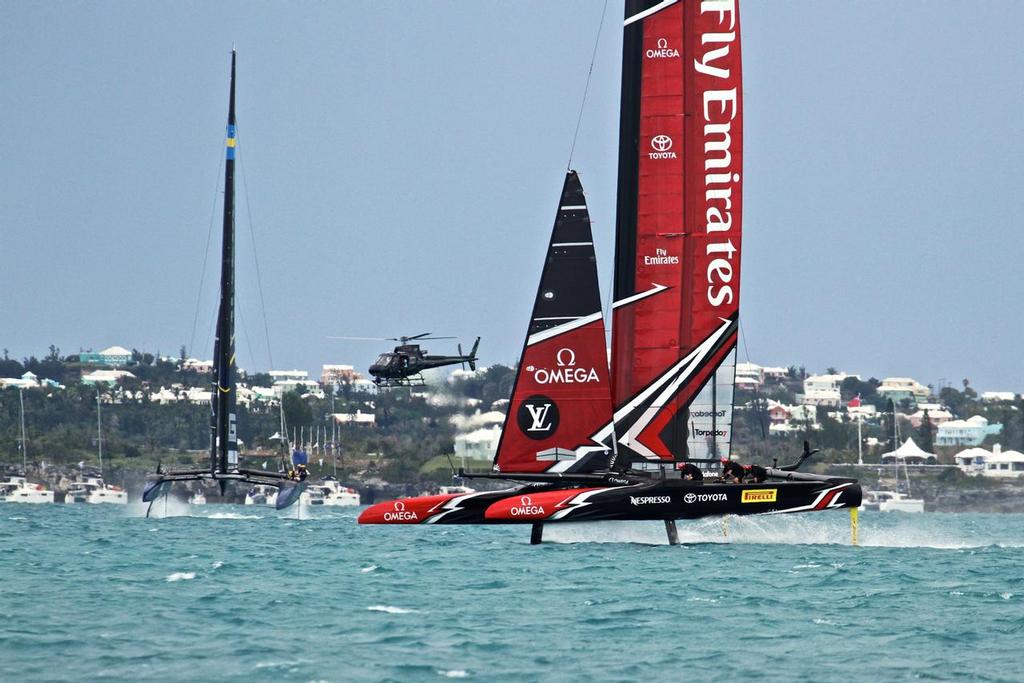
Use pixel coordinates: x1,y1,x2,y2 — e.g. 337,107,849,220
142,50,305,513
360,0,861,543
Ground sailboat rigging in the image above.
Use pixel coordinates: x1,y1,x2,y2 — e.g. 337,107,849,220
360,0,861,543
142,50,305,514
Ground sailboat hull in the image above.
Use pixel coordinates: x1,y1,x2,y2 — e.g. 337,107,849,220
358,489,521,525
483,480,861,523
358,480,861,525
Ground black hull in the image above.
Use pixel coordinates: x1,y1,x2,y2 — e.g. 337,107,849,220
359,479,860,526
487,480,861,524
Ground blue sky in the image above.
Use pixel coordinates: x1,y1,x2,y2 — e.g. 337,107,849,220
1,1,1021,391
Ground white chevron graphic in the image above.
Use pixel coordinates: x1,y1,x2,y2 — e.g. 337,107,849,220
616,318,735,459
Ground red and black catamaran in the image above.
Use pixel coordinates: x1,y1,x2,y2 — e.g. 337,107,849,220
141,51,306,514
360,0,860,543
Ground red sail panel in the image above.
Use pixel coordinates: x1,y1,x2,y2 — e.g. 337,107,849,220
611,0,742,463
492,172,614,474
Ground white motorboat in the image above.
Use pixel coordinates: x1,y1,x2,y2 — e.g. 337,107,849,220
188,490,207,505
302,476,360,506
244,484,278,506
861,489,924,513
876,490,924,513
0,474,55,504
65,474,128,504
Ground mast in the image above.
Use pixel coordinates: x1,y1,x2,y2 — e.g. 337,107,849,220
96,390,103,476
610,0,743,468
18,388,26,473
211,49,239,491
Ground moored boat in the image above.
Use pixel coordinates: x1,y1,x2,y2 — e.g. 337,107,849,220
0,389,54,504
302,476,360,506
65,472,127,505
0,474,55,504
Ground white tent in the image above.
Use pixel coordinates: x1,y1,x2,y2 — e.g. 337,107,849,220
881,437,937,465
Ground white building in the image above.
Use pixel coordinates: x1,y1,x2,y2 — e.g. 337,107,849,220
148,387,180,404
877,377,930,405
935,416,1002,447
273,379,323,399
185,387,213,405
908,407,952,429
981,444,1024,478
321,364,363,385
762,366,790,381
82,369,136,385
804,373,856,393
954,446,990,475
981,391,1016,402
454,425,502,461
801,373,857,408
270,370,309,382
181,358,214,373
846,404,878,420
802,388,841,407
0,371,41,390
735,362,763,388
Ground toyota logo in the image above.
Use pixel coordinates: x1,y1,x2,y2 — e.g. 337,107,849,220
394,501,406,511
520,495,532,506
651,135,673,152
683,493,696,504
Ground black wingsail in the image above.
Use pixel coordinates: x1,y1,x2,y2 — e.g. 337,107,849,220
141,50,305,511
489,170,614,474
211,50,240,492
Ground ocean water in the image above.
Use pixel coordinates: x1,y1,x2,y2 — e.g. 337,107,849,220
1,503,1022,682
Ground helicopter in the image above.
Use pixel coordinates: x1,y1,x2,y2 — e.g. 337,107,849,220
331,333,481,388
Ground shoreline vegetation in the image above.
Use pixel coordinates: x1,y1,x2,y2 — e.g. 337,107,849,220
2,348,1023,510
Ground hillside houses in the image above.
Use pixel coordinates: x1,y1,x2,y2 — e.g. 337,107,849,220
935,416,1003,447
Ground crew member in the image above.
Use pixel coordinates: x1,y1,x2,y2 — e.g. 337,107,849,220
679,462,704,481
745,464,769,483
720,458,745,483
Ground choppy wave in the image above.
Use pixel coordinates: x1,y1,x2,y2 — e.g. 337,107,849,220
165,572,196,582
366,605,418,614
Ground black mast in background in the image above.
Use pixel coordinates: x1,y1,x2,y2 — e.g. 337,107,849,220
212,49,239,493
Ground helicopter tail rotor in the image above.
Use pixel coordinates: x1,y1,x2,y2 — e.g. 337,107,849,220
468,337,480,371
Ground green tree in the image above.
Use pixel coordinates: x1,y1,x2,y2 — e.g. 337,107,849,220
918,409,934,452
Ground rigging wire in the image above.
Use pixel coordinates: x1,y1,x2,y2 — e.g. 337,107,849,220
236,130,276,371
739,319,770,447
187,153,225,358
566,0,610,170
237,307,258,380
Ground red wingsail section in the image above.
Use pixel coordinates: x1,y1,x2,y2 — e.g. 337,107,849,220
492,171,614,474
610,0,743,465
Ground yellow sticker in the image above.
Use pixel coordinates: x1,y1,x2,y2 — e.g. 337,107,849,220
741,488,777,503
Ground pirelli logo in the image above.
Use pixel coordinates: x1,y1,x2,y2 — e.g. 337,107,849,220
741,489,778,504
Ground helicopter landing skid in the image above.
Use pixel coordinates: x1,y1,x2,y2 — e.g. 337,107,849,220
375,374,426,389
